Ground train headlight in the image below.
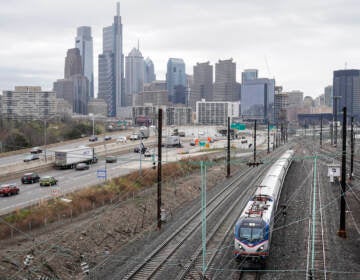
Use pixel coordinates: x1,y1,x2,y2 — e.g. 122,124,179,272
257,245,265,252
237,242,244,251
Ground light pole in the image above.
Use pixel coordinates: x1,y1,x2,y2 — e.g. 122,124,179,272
89,113,95,137
43,115,57,162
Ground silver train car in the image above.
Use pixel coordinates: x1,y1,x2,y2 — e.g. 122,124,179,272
234,149,294,262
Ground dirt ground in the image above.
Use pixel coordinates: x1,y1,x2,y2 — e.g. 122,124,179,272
0,160,234,279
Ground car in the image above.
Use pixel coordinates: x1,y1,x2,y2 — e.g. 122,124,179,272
190,140,196,146
30,147,42,154
117,136,127,143
75,163,90,170
89,136,98,142
24,154,40,162
104,135,112,141
105,156,117,163
39,176,58,187
144,150,154,157
21,172,40,184
0,184,19,196
134,145,147,154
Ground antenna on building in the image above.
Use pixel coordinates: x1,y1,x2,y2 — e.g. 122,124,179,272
137,39,140,51
116,2,120,16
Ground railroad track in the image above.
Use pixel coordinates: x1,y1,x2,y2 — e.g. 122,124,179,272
120,147,288,279
306,154,328,280
175,160,271,280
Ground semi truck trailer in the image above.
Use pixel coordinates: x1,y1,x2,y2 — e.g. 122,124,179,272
54,146,97,169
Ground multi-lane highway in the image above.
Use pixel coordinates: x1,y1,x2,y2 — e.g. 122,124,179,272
0,126,271,215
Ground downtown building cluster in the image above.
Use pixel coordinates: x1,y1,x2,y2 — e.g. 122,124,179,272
1,3,360,126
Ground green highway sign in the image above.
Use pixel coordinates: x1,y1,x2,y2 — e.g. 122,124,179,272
231,123,246,130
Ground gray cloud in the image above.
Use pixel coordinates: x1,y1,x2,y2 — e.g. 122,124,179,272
0,0,359,97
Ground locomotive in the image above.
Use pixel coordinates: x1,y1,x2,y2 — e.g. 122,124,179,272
234,150,294,263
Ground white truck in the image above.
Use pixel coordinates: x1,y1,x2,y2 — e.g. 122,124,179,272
139,127,150,139
54,146,97,169
165,135,181,148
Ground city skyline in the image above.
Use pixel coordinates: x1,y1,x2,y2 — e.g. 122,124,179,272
0,0,359,99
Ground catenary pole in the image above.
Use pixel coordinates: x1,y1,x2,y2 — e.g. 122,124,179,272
157,109,162,230
227,117,230,177
350,116,354,180
338,106,347,238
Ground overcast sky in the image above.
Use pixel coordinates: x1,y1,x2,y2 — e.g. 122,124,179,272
0,0,359,99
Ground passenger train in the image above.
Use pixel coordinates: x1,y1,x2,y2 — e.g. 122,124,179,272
234,149,294,263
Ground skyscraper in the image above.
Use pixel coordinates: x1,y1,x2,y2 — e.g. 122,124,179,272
213,59,238,102
75,26,94,98
333,69,360,120
242,69,258,83
98,2,125,117
144,57,156,83
166,58,186,104
64,48,82,79
190,62,213,110
125,47,144,106
240,78,275,122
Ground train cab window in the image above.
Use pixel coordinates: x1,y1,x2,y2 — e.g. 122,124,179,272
239,227,264,242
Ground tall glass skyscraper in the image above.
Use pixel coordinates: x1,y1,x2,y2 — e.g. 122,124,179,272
241,78,275,123
98,2,124,117
144,57,156,83
125,47,144,106
333,69,360,120
166,58,186,104
75,26,94,99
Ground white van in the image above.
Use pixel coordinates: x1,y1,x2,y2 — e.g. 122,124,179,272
117,136,127,143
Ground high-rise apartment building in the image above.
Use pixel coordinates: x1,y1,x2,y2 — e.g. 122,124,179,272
166,58,186,104
241,78,275,122
324,85,333,108
98,2,125,117
190,62,213,110
75,26,94,98
196,99,240,125
333,69,360,120
144,57,156,83
125,47,144,106
213,59,239,102
1,86,57,120
64,48,82,79
242,69,258,83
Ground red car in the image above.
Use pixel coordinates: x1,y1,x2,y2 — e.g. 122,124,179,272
0,184,20,196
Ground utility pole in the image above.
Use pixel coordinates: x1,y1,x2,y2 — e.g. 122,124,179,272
320,114,323,148
226,117,231,177
338,107,347,238
44,119,47,163
254,120,257,163
330,121,333,145
157,109,163,230
333,96,341,147
350,116,354,180
267,121,270,154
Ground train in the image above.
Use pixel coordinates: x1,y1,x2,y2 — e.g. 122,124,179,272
234,149,295,263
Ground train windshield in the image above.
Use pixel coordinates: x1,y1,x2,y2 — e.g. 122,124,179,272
239,227,264,242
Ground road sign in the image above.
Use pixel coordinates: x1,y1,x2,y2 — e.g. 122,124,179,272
231,123,246,130
97,169,107,179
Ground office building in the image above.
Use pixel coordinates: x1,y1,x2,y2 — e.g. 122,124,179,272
98,2,125,117
196,99,239,125
274,92,288,124
242,69,258,83
144,57,156,83
324,85,333,108
1,86,57,120
333,69,360,120
190,62,213,110
213,59,239,102
166,107,192,125
125,47,144,106
166,58,186,104
287,90,304,107
88,99,108,116
75,26,94,98
241,78,275,122
64,48,82,79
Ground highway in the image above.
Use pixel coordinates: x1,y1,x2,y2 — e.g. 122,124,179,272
0,126,271,215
